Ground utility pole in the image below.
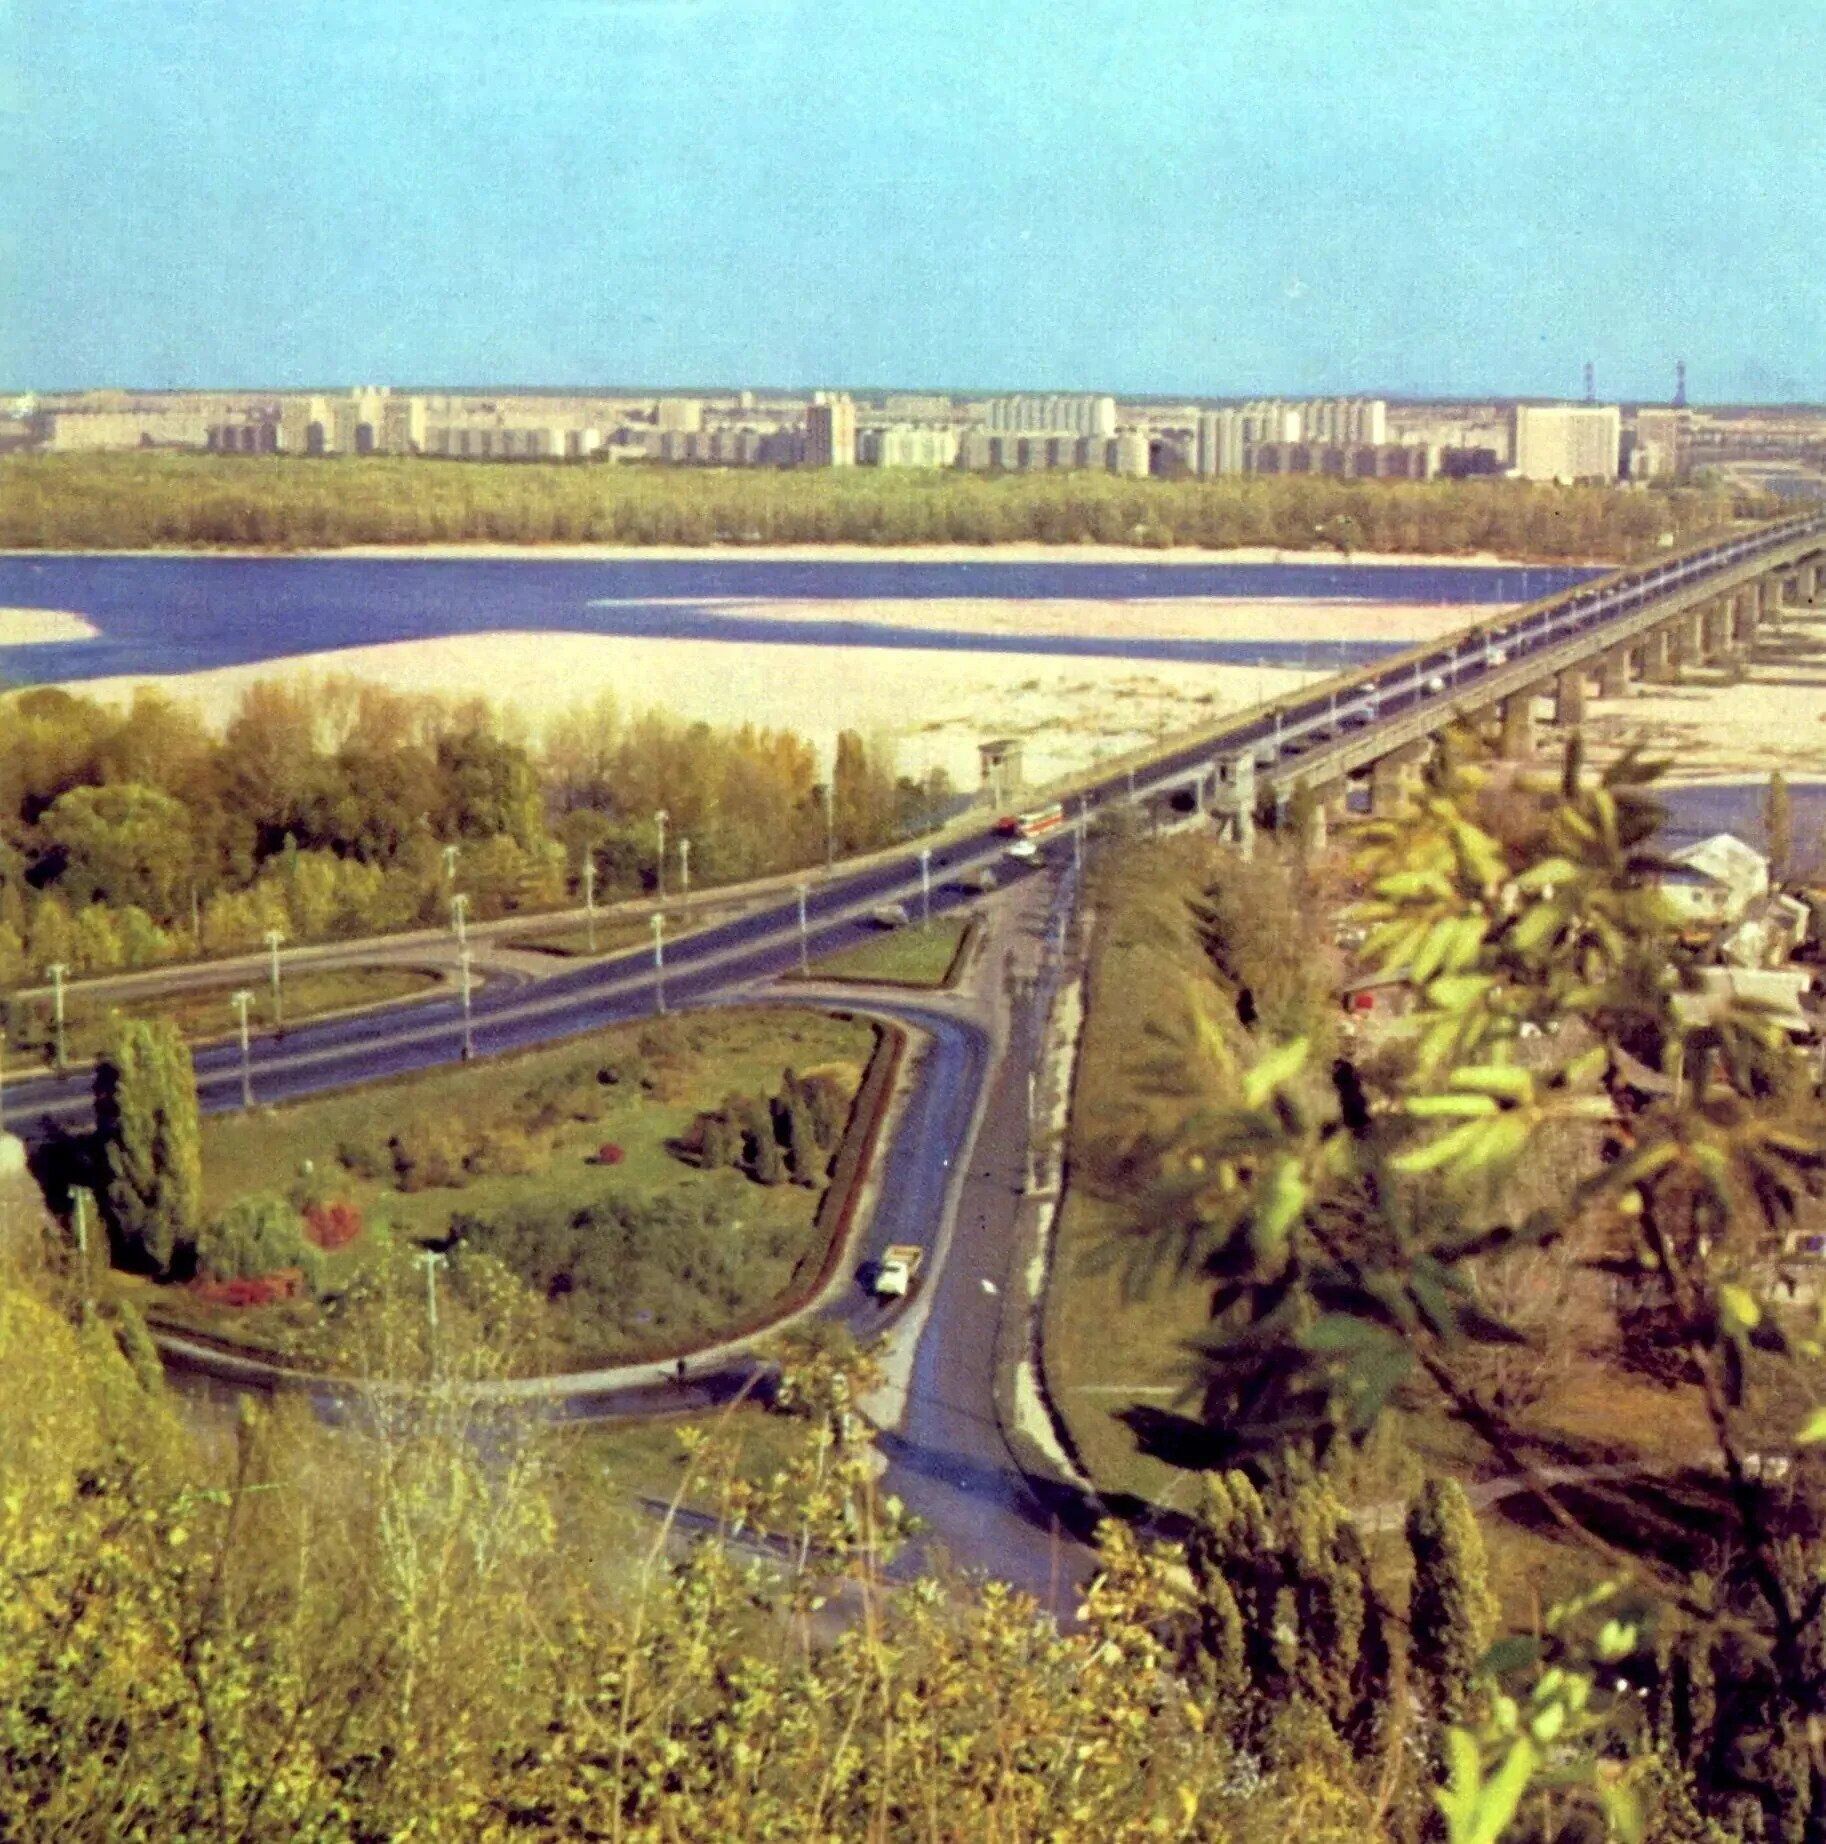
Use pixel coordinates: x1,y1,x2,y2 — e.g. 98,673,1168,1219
796,882,810,973
919,847,932,928
821,783,835,872
651,911,667,1014
458,946,474,1061
1024,1068,1041,1194
47,963,67,1073
419,1250,441,1346
264,929,286,1030
450,891,469,948
231,989,254,1109
73,1187,90,1324
582,855,597,953
655,808,668,903
679,836,691,905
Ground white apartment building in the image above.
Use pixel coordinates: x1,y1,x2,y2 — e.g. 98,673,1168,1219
858,424,960,468
804,395,857,467
1512,404,1622,483
981,393,1118,438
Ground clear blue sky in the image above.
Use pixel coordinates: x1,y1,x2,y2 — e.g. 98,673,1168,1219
4,0,1822,401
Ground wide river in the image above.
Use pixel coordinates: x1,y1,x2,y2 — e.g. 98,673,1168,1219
0,553,1599,686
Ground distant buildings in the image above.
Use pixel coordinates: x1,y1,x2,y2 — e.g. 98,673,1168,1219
1511,403,1622,483
1192,399,1425,481
805,395,857,467
982,394,1118,439
857,424,959,468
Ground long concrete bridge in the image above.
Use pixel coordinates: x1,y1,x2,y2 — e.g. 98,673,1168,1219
1121,508,1826,849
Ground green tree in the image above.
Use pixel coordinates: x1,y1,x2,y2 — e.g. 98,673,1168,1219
1406,1477,1497,1730
197,1192,315,1285
39,782,196,918
93,1018,204,1278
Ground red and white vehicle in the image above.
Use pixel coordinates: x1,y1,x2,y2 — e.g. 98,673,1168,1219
993,802,1065,841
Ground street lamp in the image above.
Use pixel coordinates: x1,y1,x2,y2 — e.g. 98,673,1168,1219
442,843,459,884
650,911,667,1014
654,808,668,903
678,836,691,905
450,891,469,947
818,782,835,871
418,1249,442,1344
231,990,254,1109
919,847,932,928
458,946,474,1061
582,854,597,954
796,881,810,974
264,929,286,1030
46,963,67,1073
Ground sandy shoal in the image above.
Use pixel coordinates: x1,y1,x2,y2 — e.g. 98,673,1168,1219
64,631,1329,789
0,607,99,645
619,594,1492,645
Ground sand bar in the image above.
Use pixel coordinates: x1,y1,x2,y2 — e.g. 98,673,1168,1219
0,607,99,645
602,594,1492,645
64,630,1330,789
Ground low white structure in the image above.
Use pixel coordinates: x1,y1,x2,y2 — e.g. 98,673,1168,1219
1657,832,1771,928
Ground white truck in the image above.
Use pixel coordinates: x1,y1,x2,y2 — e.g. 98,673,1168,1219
872,1243,925,1298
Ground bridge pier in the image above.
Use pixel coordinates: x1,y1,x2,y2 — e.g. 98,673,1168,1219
1499,688,1539,758
1222,753,1257,858
1369,742,1427,816
1596,646,1630,699
1644,623,1676,684
1687,608,1709,664
1553,665,1587,727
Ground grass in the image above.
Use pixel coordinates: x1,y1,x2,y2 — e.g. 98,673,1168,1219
803,917,969,988
10,966,440,1066
139,1006,877,1370
508,901,752,959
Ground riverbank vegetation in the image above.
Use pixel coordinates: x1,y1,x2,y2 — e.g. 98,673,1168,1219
0,676,941,997
79,1006,876,1368
0,449,1775,558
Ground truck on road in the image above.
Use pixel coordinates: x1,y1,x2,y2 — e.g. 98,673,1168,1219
872,1243,925,1298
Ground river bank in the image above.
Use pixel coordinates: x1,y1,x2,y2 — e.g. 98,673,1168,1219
0,607,98,645
64,629,1328,788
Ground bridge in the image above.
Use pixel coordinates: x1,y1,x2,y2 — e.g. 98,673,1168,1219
1107,508,1826,850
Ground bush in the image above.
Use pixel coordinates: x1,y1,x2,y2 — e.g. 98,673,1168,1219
465,1125,542,1178
303,1198,364,1252
336,1129,392,1182
390,1117,471,1192
197,1193,309,1283
594,1143,625,1166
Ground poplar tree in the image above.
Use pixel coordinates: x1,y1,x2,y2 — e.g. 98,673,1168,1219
1405,1476,1497,1729
94,1018,203,1278
1763,769,1794,881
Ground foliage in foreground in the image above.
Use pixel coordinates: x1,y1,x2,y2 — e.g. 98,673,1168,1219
1111,736,1826,1840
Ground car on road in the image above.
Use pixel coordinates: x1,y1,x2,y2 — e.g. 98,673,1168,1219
1005,839,1042,862
868,902,911,928
872,1243,925,1298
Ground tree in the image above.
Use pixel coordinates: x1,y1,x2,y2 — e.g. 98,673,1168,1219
1763,768,1794,881
39,782,196,919
94,1018,204,1278
197,1192,315,1285
1406,1477,1496,1730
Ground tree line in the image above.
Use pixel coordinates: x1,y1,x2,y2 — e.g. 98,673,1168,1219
0,450,1777,559
0,676,938,1000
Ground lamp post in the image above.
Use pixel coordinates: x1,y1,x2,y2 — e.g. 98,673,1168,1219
654,808,668,903
231,990,254,1109
47,963,67,1073
442,843,459,885
819,782,835,872
678,836,691,905
418,1250,442,1344
796,881,810,974
582,854,597,954
650,911,667,1014
458,946,474,1061
450,891,469,948
919,847,932,929
264,929,286,1030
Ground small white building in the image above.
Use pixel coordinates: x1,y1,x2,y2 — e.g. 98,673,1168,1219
1657,833,1771,928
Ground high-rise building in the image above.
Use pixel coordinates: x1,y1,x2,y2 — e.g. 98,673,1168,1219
981,394,1118,438
805,394,857,467
655,397,704,433
858,424,959,467
1631,408,1688,479
1195,409,1248,477
1512,404,1622,482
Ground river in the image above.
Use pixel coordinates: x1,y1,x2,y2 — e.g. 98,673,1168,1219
0,553,1599,686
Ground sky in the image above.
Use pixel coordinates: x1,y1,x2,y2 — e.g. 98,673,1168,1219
3,0,1823,401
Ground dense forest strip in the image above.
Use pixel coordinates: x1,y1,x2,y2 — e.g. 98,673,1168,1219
0,451,1773,558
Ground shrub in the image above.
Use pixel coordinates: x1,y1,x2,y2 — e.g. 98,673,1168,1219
466,1125,542,1178
595,1142,625,1166
198,1193,311,1284
336,1129,392,1181
303,1198,364,1252
390,1117,471,1192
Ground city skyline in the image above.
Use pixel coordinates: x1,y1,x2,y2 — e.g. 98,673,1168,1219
5,3,1825,401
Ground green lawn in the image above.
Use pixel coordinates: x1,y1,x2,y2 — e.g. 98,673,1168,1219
508,902,749,959
141,1006,878,1371
7,965,441,1067
803,916,969,988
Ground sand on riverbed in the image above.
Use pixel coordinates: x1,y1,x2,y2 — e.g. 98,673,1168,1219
0,607,99,645
64,630,1332,788
590,594,1489,647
